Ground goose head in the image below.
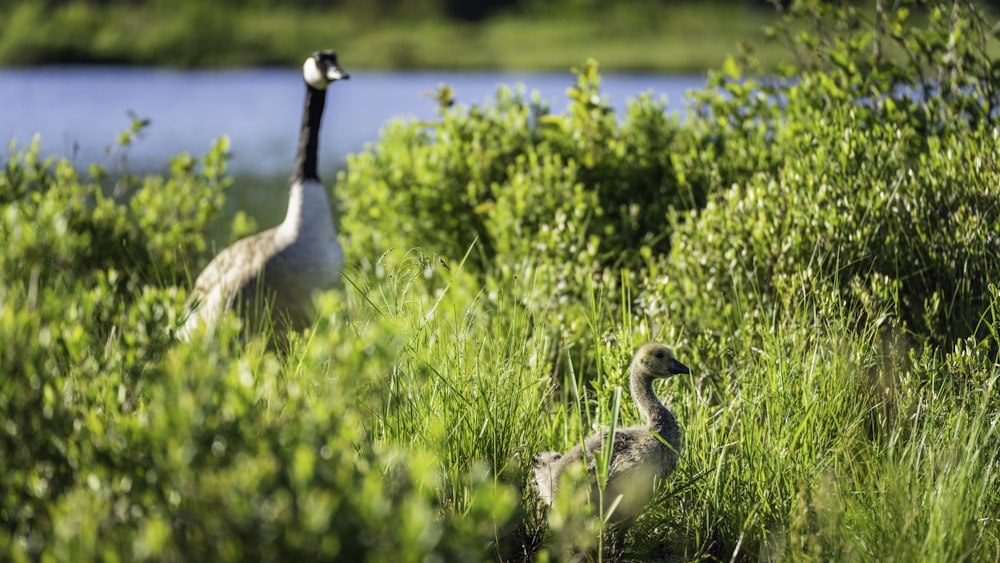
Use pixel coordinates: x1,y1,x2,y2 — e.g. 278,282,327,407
632,342,690,379
303,50,350,89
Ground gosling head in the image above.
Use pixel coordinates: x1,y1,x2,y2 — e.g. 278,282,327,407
632,342,690,379
303,50,350,89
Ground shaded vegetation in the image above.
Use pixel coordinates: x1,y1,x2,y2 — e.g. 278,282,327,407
2,1,999,561
5,1,996,71
0,0,785,70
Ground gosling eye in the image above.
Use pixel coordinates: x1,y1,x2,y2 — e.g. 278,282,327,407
655,351,665,359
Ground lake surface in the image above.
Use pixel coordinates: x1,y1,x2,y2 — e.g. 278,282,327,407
1,67,705,176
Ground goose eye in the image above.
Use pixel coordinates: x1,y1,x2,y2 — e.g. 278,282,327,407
655,351,665,359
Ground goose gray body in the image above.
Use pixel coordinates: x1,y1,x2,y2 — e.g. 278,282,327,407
179,51,348,339
533,342,689,525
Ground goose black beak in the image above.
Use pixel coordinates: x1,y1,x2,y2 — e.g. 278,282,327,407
328,66,350,81
671,359,690,375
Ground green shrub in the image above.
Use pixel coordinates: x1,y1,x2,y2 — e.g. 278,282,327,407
341,60,706,274
639,0,1000,350
1,133,230,289
338,60,710,360
0,137,519,561
648,116,1000,346
0,132,225,557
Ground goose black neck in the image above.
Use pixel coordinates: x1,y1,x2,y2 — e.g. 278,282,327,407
291,83,327,184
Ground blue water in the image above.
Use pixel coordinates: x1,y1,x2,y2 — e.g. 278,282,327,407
1,67,705,176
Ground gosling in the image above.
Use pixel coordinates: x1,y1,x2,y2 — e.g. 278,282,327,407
533,342,690,526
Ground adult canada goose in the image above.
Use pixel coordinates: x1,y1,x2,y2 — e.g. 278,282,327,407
178,50,348,340
533,342,690,526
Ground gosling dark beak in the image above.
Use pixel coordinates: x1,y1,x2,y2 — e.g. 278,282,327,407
671,359,690,375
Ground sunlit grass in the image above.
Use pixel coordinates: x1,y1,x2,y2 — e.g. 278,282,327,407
322,251,1000,560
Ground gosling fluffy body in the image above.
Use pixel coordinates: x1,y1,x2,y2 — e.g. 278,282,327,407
179,51,348,339
533,342,690,525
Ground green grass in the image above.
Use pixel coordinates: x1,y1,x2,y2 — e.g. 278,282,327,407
319,251,1000,560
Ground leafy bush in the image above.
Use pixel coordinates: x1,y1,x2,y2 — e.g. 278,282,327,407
341,60,706,273
639,0,1000,349
1,132,230,288
0,132,227,556
339,60,710,357
0,138,519,561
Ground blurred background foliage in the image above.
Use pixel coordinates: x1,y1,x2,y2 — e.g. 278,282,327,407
8,0,997,70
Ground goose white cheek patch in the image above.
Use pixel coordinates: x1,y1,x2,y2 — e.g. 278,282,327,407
303,58,328,89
